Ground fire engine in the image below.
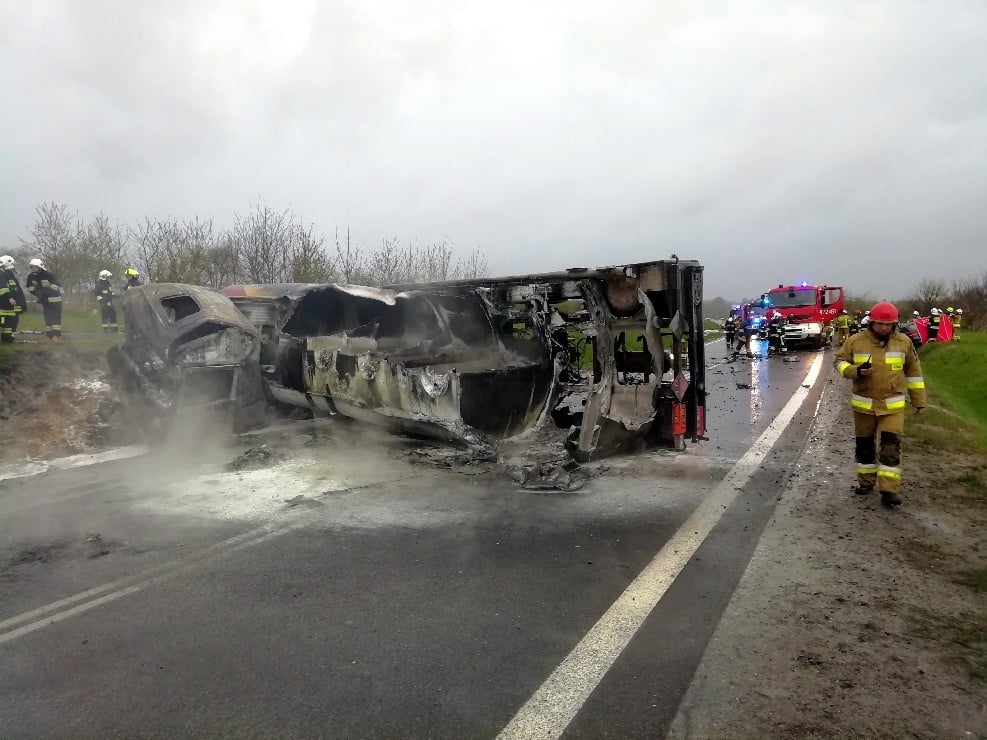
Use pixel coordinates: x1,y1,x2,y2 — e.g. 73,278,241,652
761,282,845,348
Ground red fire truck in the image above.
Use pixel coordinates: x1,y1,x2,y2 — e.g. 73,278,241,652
761,283,844,349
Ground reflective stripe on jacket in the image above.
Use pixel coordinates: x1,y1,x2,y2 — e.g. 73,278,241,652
26,269,63,305
834,329,926,415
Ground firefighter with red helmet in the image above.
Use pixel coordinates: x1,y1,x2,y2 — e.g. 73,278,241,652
834,301,926,508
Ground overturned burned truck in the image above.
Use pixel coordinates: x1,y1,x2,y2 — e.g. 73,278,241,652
109,259,706,460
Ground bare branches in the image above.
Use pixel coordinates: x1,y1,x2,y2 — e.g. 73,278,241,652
15,200,489,294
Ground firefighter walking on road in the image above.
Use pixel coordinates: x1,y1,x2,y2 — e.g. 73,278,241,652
25,258,63,342
723,314,738,353
95,269,119,332
834,309,851,346
834,301,925,508
0,255,27,344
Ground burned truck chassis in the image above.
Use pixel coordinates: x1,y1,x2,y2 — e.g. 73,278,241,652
111,260,706,462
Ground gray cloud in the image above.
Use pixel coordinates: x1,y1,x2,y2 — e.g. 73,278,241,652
1,0,985,299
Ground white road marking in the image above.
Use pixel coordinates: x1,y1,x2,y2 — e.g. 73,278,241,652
0,520,310,646
497,353,824,740
0,475,418,646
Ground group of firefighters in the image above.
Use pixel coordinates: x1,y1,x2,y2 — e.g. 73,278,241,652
0,255,142,343
723,304,965,358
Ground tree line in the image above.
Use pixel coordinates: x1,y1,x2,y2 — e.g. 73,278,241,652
6,201,489,298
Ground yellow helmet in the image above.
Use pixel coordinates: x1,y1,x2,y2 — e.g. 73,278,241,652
125,267,139,278
946,306,954,313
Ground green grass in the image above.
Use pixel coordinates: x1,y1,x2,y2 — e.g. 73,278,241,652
1,335,121,372
16,306,116,333
909,331,987,451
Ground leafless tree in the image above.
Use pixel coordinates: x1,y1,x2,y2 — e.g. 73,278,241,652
290,222,335,283
334,226,365,284
453,246,489,280
949,271,986,330
20,201,77,279
909,279,947,316
131,215,217,285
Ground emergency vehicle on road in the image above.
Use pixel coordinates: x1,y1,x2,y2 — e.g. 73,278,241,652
761,283,844,349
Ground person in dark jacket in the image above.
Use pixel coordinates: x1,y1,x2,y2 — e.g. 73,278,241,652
25,258,63,342
928,307,941,341
95,269,119,332
0,254,27,343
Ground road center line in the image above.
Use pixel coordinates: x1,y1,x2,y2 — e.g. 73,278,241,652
497,353,824,740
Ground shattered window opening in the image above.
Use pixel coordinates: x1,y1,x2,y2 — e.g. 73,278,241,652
161,295,201,322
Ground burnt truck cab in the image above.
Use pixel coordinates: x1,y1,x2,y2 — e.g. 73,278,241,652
108,283,266,437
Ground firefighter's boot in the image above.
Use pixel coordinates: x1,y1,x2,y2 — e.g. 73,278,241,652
881,491,902,508
853,485,873,495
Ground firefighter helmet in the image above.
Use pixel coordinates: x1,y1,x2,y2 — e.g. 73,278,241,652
869,301,899,322
29,258,44,269
957,308,963,314
912,310,920,317
98,269,112,279
125,267,139,278
946,306,954,313
854,309,862,317
931,307,941,316
841,309,848,314
0,255,14,270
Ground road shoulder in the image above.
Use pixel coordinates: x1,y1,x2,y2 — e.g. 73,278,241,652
668,367,986,739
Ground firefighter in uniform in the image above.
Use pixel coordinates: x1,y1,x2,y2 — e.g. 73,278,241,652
123,267,142,290
834,309,851,346
766,310,787,354
25,258,64,342
946,307,961,341
723,314,738,353
850,309,861,335
1,255,27,344
952,308,962,341
928,307,941,341
834,301,925,508
95,269,119,332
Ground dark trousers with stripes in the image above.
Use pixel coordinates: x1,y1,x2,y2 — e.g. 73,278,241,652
42,303,62,338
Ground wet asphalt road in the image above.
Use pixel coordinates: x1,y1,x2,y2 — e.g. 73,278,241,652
0,339,829,738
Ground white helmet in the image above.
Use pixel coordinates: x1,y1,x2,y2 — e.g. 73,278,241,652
912,310,919,316
957,308,963,314
99,269,112,279
931,307,940,315
0,255,14,270
29,257,44,269
861,316,871,326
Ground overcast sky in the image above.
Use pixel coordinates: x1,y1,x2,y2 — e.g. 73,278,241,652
1,0,984,300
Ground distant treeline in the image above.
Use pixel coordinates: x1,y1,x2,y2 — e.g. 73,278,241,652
5,201,488,296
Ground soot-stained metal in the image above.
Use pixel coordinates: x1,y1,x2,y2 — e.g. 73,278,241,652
110,260,706,460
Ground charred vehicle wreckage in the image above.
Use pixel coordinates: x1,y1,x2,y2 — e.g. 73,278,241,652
108,259,707,466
